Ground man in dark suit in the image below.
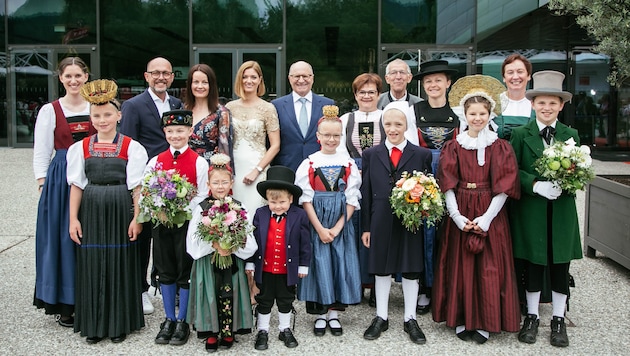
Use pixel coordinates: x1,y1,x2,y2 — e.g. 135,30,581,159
272,61,334,171
361,102,431,345
119,56,183,315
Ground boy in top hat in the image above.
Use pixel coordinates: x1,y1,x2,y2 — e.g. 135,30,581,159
245,166,312,350
509,71,581,348
145,110,209,346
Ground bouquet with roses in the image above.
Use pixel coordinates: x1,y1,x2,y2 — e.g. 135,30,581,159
533,137,595,194
389,170,446,233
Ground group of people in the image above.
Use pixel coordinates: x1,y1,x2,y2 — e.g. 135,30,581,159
32,53,582,351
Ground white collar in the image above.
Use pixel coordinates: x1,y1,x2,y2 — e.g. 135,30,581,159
170,145,189,154
292,91,313,103
456,128,498,166
536,119,557,130
385,139,407,151
148,88,170,103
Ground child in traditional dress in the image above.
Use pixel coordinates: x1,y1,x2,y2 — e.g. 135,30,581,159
67,79,147,344
147,110,209,346
432,76,521,344
248,166,311,350
186,153,257,352
295,105,362,336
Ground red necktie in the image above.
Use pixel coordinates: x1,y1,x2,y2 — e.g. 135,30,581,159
390,147,402,168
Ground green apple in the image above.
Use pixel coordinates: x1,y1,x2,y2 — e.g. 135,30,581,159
547,161,561,171
561,158,572,169
176,186,188,198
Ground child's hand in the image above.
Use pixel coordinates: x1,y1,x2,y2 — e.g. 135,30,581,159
318,228,336,244
298,273,307,278
128,220,142,241
69,218,82,245
361,232,370,248
212,241,232,256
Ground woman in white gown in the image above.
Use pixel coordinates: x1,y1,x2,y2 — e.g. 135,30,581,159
225,60,280,212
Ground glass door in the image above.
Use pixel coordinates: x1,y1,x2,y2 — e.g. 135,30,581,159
194,47,281,102
9,47,97,147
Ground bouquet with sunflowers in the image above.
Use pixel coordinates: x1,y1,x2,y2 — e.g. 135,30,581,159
389,170,446,233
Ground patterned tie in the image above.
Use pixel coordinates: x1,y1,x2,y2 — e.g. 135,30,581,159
540,126,556,145
272,212,287,223
390,147,402,168
298,97,309,137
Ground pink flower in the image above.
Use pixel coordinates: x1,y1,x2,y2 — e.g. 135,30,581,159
395,177,406,187
201,216,212,226
409,183,425,199
223,211,237,226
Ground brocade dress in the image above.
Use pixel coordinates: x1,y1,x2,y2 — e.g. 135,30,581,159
67,133,147,338
432,137,521,333
295,151,362,313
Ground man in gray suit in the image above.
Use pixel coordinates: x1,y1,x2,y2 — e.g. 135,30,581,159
377,59,422,109
272,61,334,171
119,56,183,316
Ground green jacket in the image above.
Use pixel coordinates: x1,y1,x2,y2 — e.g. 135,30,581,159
509,119,583,265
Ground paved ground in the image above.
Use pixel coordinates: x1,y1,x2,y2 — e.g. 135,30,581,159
1,148,629,355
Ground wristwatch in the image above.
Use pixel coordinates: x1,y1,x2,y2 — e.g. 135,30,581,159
255,165,264,173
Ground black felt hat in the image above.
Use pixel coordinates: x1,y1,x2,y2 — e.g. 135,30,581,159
412,60,458,81
257,166,303,199
161,110,193,127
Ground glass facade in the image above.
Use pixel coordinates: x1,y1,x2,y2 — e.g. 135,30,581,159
1,0,626,148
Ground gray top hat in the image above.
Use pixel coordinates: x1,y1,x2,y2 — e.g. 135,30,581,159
525,70,572,102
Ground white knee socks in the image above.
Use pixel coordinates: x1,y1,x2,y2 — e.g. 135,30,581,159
257,312,271,332
278,311,291,331
402,277,419,322
526,290,541,318
552,291,567,318
375,275,392,320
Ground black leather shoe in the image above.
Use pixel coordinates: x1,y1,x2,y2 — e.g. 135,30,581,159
86,336,102,344
169,320,190,345
456,329,473,341
363,316,389,340
205,336,218,353
368,289,376,308
219,337,234,349
56,315,74,328
471,331,488,344
328,318,343,336
313,318,326,336
416,303,431,315
404,319,427,344
550,316,569,347
278,328,298,348
254,330,269,350
111,334,126,343
155,318,176,344
518,314,539,344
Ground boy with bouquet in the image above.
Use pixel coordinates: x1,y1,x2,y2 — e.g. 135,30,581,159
247,166,312,350
143,110,209,345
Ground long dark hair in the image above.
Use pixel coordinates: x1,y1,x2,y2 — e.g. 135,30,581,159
184,63,219,112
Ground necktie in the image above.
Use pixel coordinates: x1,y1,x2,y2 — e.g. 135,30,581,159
272,212,287,223
540,126,556,145
390,147,402,168
298,97,308,137
173,150,180,164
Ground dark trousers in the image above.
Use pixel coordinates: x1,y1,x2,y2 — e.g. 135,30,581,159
152,222,193,288
255,272,296,314
138,222,153,292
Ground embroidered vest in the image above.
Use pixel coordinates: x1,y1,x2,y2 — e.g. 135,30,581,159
263,217,287,274
156,148,199,187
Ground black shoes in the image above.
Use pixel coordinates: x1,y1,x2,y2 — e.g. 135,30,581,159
169,320,190,345
550,316,569,347
205,336,218,352
254,330,269,350
403,319,427,344
155,318,176,344
456,329,473,341
328,318,343,336
313,318,326,336
471,331,488,344
363,316,389,340
416,303,431,315
518,314,539,344
278,328,298,348
111,334,126,343
56,315,74,328
85,336,102,344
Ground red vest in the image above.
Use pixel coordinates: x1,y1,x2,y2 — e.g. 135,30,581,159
156,148,199,187
263,217,288,274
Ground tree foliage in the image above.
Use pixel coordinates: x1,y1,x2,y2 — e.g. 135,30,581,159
549,0,630,86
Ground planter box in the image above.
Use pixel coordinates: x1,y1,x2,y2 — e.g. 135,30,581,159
584,175,630,269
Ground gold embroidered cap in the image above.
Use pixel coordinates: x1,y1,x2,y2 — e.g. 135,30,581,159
322,105,339,119
80,79,118,105
448,75,506,115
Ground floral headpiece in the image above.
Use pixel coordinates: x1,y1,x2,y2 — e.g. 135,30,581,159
161,110,193,127
208,153,232,173
317,105,341,125
80,79,119,107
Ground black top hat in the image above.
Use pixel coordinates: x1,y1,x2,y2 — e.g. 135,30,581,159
256,166,303,199
413,60,458,81
162,110,193,127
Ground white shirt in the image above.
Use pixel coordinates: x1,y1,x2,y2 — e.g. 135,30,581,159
292,91,313,126
148,88,172,117
384,139,408,156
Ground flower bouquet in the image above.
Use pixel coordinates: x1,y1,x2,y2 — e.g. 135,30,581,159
137,162,197,228
390,170,446,233
196,197,253,269
533,137,595,194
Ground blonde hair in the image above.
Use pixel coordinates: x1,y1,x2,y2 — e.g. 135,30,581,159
234,60,266,98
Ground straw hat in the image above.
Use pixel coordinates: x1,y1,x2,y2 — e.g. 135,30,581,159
448,75,506,115
525,70,572,102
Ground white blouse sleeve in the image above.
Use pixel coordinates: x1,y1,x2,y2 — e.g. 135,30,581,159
126,140,148,190
189,157,209,211
295,158,314,205
32,103,56,179
345,159,362,209
234,203,258,259
186,203,214,260
337,112,350,157
66,140,87,189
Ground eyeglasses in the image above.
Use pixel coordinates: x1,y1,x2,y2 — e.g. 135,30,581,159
147,71,174,79
318,133,341,140
289,74,313,80
209,180,231,187
357,90,378,97
387,70,410,76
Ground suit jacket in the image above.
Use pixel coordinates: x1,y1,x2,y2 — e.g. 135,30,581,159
120,89,183,159
377,91,422,110
251,205,311,286
271,92,334,171
509,119,582,264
